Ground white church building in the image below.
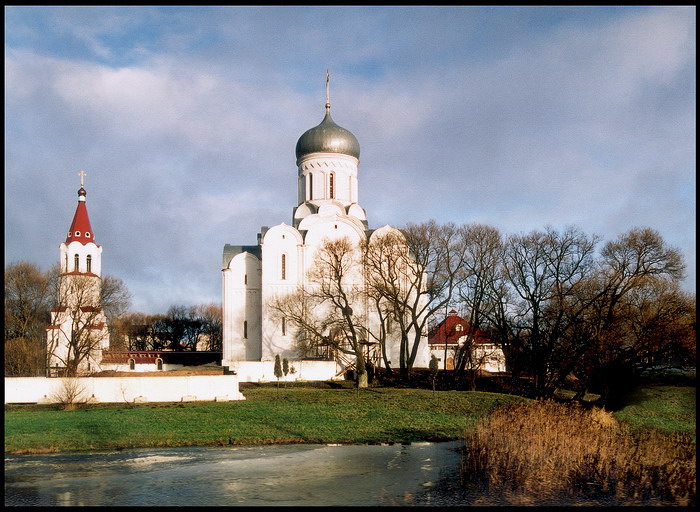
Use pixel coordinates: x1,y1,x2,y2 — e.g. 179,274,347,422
221,80,431,381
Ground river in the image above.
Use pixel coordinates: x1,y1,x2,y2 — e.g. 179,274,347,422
5,441,468,506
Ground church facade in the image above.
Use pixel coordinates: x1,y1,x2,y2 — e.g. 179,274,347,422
221,84,431,378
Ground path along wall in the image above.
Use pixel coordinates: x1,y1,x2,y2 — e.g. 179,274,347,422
4,375,245,404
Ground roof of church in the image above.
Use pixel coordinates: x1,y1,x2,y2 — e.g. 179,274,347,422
65,186,97,245
222,244,262,269
295,105,360,161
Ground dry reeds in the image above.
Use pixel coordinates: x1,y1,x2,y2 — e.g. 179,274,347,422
463,399,696,506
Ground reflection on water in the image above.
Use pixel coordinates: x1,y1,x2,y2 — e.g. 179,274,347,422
5,442,465,506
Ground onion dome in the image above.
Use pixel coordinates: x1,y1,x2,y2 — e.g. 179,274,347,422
65,186,95,245
295,104,360,161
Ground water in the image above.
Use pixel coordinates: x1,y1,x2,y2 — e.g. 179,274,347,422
4,442,465,506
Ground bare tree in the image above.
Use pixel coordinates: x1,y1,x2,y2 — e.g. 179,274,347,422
452,224,507,382
50,377,88,410
362,228,410,375
572,228,688,406
46,267,131,377
364,221,468,380
4,261,52,376
196,303,223,351
499,226,600,397
270,237,372,388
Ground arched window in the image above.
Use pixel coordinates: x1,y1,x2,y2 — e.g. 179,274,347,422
128,358,135,371
455,324,464,332
64,254,68,272
86,255,92,273
156,358,163,371
74,254,79,272
308,173,313,200
244,274,248,285
281,254,287,280
329,172,335,199
243,320,248,339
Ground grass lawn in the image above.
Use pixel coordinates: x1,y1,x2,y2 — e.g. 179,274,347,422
5,382,694,455
613,385,696,436
4,386,526,454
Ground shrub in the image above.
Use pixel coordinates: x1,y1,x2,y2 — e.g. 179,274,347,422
50,378,87,411
463,399,695,506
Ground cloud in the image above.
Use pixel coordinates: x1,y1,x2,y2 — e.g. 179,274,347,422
5,6,695,313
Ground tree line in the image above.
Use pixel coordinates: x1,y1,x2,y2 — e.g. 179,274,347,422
109,304,222,352
271,222,695,404
5,222,695,407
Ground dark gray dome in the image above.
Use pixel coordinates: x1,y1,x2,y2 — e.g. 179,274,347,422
295,108,360,161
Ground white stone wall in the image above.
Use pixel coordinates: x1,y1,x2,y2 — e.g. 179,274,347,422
226,360,341,383
4,375,245,404
222,251,262,365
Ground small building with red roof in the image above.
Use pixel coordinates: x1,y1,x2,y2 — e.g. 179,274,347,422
428,310,506,373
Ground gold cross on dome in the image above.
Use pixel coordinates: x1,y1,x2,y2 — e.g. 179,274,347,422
78,170,87,187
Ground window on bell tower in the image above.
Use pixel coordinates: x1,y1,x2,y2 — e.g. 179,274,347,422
329,172,335,199
308,173,313,200
74,254,79,272
86,255,92,273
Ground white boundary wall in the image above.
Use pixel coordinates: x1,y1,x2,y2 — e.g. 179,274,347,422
228,360,341,383
4,375,245,404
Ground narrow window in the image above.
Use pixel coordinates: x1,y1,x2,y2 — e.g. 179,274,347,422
329,172,335,199
282,317,286,336
86,255,92,273
156,358,163,371
74,254,79,272
64,254,68,272
128,358,135,371
243,320,248,339
308,173,313,200
244,274,248,285
281,254,287,280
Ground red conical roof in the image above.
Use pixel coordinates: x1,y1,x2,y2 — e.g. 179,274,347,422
65,187,96,245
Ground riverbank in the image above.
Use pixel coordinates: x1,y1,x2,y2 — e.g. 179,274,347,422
5,383,694,455
4,387,526,454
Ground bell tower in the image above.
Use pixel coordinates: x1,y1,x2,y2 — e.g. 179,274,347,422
46,172,109,376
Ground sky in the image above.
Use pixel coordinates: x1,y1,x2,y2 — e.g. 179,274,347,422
5,6,696,314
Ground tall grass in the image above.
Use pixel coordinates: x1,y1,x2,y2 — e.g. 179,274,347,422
463,400,696,506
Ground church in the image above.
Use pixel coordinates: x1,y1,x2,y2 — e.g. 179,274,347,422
43,75,505,384
221,76,431,381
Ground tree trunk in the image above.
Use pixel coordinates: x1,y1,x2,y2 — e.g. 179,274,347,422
357,369,369,388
